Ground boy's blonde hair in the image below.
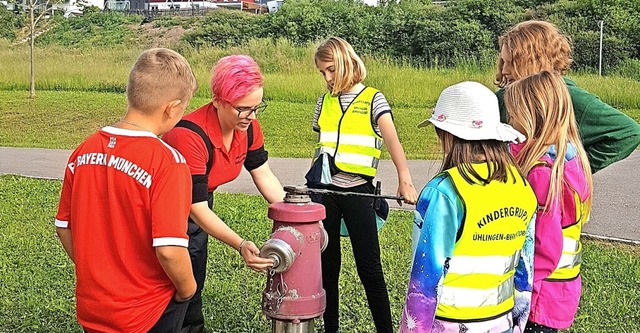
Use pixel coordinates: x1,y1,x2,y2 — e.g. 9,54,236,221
505,71,592,214
496,20,572,88
127,48,198,114
315,37,366,96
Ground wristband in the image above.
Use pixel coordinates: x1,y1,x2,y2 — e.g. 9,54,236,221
238,239,248,253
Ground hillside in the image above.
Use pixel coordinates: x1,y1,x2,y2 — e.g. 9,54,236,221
2,0,640,77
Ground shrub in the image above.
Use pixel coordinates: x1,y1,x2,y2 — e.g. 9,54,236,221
571,31,631,73
0,6,26,40
444,0,526,40
183,10,263,49
540,0,640,72
36,12,142,47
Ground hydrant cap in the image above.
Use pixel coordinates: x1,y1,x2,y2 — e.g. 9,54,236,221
268,202,326,223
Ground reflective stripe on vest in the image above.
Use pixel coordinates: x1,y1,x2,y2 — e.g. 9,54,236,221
533,161,586,281
440,275,515,308
315,87,382,177
446,251,520,275
546,195,584,280
435,163,537,321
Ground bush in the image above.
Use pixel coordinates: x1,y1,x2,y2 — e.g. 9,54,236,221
444,0,526,40
183,10,263,49
259,0,496,68
0,6,26,40
36,12,142,47
386,18,494,67
570,31,632,73
540,0,640,72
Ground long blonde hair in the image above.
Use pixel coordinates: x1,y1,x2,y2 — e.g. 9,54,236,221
504,71,592,214
496,20,572,88
314,37,366,96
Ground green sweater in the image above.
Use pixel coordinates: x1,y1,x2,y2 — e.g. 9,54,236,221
496,77,640,173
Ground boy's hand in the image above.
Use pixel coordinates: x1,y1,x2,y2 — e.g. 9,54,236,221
397,181,418,205
240,240,274,273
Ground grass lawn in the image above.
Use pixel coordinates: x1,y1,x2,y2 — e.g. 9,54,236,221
1,175,638,332
0,89,637,159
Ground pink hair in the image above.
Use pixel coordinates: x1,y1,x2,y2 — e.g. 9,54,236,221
210,55,264,105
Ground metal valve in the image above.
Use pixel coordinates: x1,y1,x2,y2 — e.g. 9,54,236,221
260,238,296,273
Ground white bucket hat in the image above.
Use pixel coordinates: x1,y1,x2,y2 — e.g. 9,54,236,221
417,81,525,143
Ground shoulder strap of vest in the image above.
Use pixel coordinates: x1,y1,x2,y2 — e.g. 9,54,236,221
175,120,214,175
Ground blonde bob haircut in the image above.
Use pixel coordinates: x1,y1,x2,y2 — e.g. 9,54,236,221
504,71,592,215
315,36,366,96
127,48,198,114
496,20,572,88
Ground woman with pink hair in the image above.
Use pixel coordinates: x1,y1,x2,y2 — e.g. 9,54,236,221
163,55,285,333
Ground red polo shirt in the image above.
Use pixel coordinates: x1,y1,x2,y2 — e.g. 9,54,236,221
163,103,268,196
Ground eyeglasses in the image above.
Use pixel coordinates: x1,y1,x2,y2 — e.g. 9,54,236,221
234,101,267,118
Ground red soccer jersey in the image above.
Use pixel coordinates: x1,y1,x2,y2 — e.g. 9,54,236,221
162,102,266,193
55,127,192,333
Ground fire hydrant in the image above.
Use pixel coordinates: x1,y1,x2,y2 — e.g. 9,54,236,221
260,185,328,333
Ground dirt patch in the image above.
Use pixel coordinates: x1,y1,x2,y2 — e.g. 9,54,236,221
162,26,187,46
132,23,189,48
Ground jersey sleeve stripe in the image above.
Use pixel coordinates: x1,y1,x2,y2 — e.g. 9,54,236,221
55,219,69,228
153,237,189,247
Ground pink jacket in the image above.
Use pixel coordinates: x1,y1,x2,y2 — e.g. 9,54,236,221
511,143,590,329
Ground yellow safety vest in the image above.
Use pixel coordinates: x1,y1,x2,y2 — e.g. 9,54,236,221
534,161,587,281
315,87,383,177
435,163,537,322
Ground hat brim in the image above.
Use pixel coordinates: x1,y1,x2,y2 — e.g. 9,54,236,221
416,118,432,128
430,120,525,143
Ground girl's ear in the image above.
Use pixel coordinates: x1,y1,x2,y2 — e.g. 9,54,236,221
212,97,221,109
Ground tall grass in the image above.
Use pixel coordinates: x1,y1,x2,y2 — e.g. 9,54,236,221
2,40,639,109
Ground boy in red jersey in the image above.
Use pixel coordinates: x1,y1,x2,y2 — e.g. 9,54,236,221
55,48,198,333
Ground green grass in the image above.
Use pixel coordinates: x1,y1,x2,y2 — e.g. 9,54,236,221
0,90,442,159
1,175,639,332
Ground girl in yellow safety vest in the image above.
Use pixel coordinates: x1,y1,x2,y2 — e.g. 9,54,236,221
400,81,538,333
505,71,593,333
307,36,418,333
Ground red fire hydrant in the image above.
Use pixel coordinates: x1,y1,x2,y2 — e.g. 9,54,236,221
260,186,328,332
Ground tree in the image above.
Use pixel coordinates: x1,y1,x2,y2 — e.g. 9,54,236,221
26,0,54,99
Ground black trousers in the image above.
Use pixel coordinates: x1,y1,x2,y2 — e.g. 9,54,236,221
148,298,190,333
314,182,393,333
524,321,559,333
180,222,207,333
83,297,189,333
181,194,214,333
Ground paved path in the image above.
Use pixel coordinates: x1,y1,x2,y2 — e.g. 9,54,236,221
1,147,638,242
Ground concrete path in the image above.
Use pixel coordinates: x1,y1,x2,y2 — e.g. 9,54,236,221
1,147,638,242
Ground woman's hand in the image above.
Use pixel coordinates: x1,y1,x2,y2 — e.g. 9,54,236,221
239,240,273,273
